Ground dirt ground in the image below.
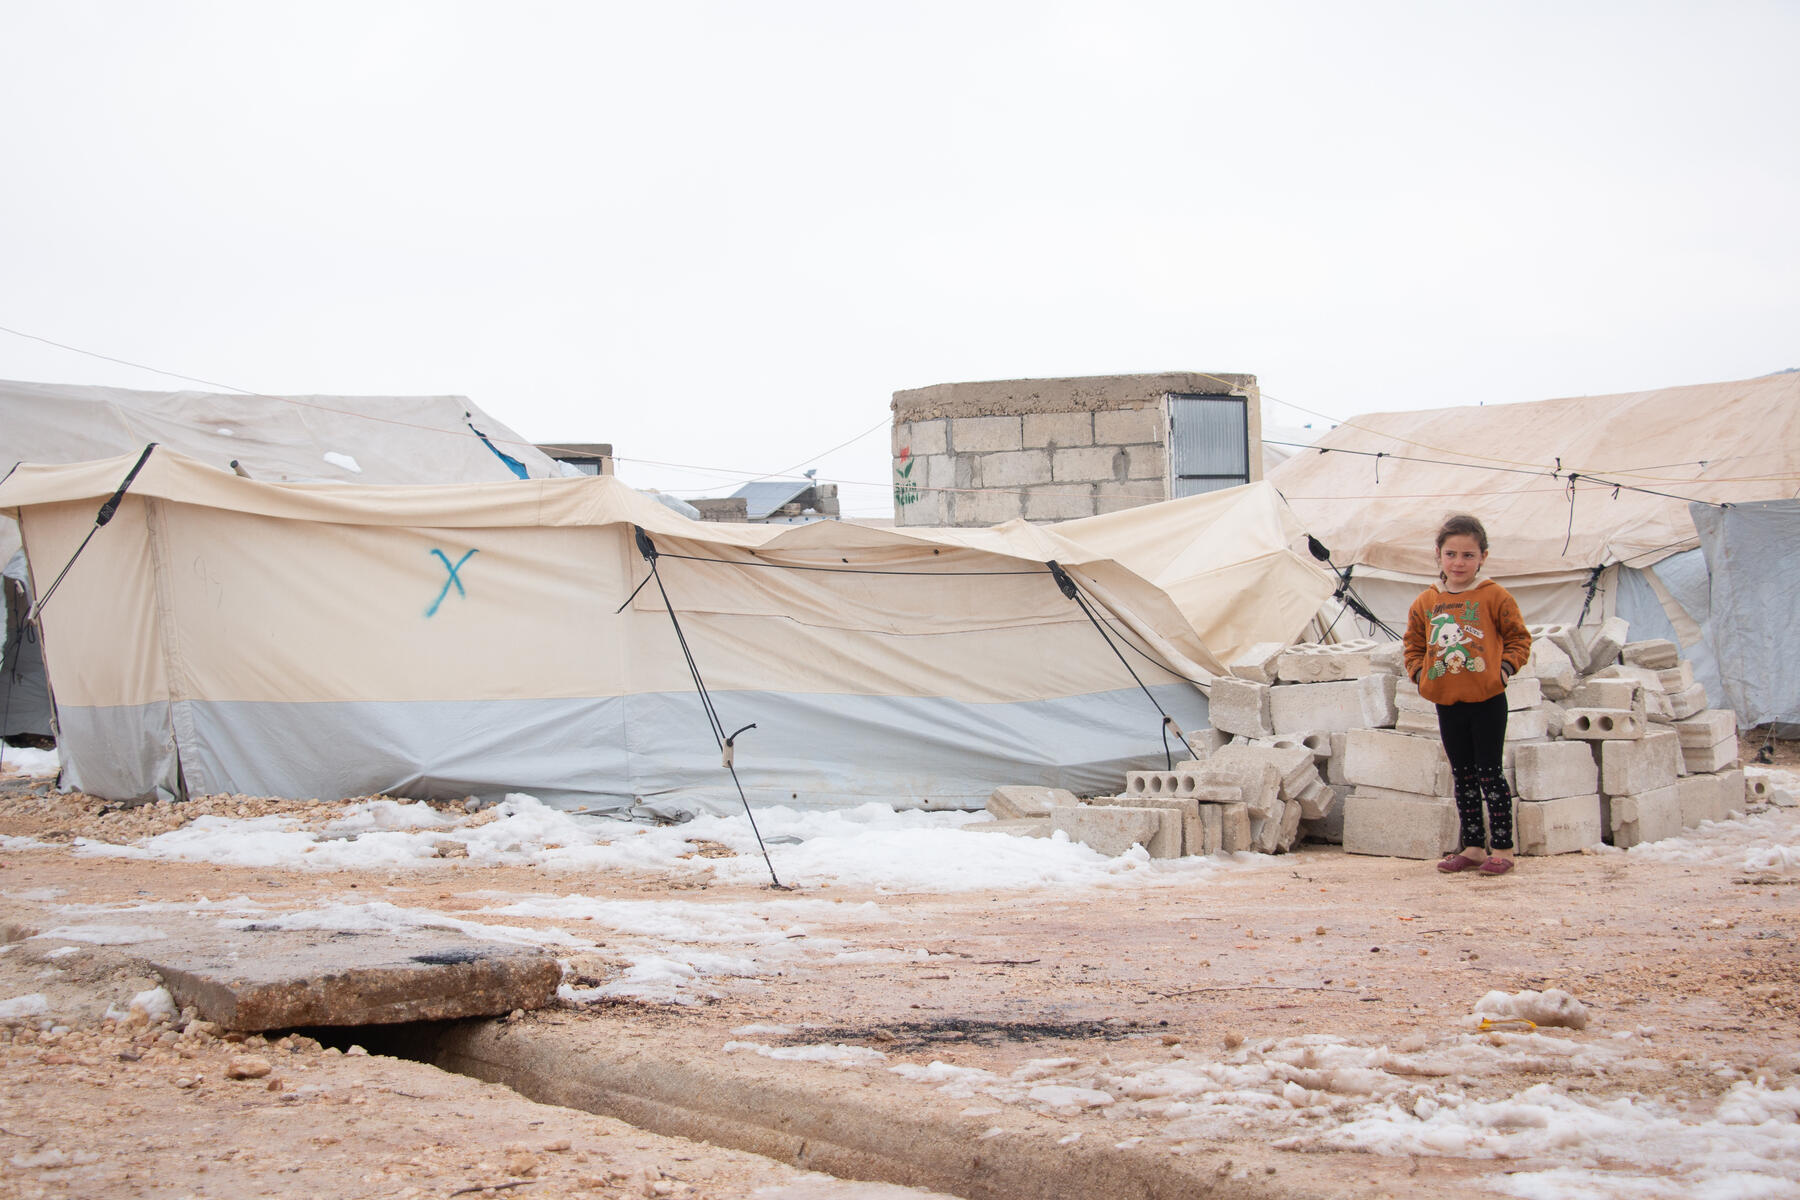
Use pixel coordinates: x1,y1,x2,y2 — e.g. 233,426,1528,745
0,743,1796,1200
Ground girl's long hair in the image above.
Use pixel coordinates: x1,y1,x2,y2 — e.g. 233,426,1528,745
1435,513,1489,586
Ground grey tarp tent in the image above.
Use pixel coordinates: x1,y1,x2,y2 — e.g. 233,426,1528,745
1692,499,1800,728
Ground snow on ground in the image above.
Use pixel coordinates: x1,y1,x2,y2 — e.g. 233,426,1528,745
0,744,59,776
61,794,1253,892
752,1011,1800,1198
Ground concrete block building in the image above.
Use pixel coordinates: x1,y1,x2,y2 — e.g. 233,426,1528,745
890,372,1261,527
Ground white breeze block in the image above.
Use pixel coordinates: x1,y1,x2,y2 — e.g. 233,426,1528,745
1506,708,1550,741
1590,663,1666,694
1622,639,1680,670
1212,742,1315,794
1215,801,1252,852
1683,736,1739,774
1051,805,1179,858
1505,676,1543,710
1528,623,1589,673
1294,776,1337,820
1568,678,1642,712
1716,768,1746,814
1340,729,1449,795
1370,642,1405,675
1269,675,1397,734
1610,785,1682,848
1196,756,1280,819
1342,791,1458,859
1675,710,1736,749
1131,797,1204,856
1515,740,1599,801
1394,683,1434,717
987,786,1076,820
1657,662,1695,693
1563,709,1645,740
1256,731,1331,761
1524,639,1577,699
1210,677,1273,737
1584,616,1630,669
1394,709,1440,738
1124,770,1207,798
1228,642,1287,684
1185,726,1232,757
1517,795,1604,855
1275,640,1379,683
1600,728,1681,796
1676,774,1731,828
1666,683,1708,721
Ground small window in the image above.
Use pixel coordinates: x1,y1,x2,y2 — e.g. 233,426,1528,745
1168,394,1249,497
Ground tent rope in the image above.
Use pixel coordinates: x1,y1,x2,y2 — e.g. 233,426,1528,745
631,526,787,890
26,444,158,624
1048,561,1187,770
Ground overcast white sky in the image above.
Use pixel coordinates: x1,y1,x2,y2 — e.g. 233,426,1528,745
2,1,1794,515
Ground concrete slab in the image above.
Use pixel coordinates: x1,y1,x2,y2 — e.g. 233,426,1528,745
1600,728,1680,796
1610,785,1682,848
1683,736,1739,774
1517,795,1604,855
146,931,561,1033
1269,675,1397,734
1049,805,1179,858
966,817,1054,840
1227,642,1287,684
1622,640,1680,670
1514,740,1598,802
1342,791,1458,860
1675,710,1737,748
987,786,1075,820
1274,640,1379,683
1584,616,1630,670
1209,678,1273,738
1340,729,1449,796
1675,775,1729,829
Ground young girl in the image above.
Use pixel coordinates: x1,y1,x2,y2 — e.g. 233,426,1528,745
1402,514,1533,876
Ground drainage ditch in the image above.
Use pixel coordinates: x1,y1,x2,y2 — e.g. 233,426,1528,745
291,1016,1320,1200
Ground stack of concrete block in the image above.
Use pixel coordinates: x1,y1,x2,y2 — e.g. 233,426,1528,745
974,621,1752,861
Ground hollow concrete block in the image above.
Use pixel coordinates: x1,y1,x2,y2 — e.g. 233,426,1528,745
1563,709,1645,740
1675,710,1736,748
1215,801,1252,852
1524,639,1577,699
1675,774,1730,829
1505,676,1543,710
1275,640,1379,683
1568,678,1642,713
1228,642,1287,684
1269,675,1396,734
1528,623,1589,673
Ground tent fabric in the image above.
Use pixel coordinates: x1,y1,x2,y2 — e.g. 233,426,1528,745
1269,372,1800,581
1692,500,1800,727
0,380,566,736
1267,373,1800,723
0,449,1331,808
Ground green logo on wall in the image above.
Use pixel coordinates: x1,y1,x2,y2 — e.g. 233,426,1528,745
894,446,920,507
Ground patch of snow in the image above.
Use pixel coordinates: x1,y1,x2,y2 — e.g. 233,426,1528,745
1473,988,1589,1030
216,427,233,436
30,924,167,945
0,835,54,852
218,900,590,949
0,994,48,1019
322,450,362,473
725,1040,889,1067
43,947,80,959
0,745,58,776
104,986,177,1023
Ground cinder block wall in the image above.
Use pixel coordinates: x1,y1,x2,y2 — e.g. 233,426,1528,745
890,372,1258,527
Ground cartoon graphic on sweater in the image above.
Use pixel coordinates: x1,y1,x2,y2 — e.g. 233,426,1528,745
1425,601,1487,679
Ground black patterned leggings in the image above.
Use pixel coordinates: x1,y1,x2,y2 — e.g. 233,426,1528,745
1436,691,1513,851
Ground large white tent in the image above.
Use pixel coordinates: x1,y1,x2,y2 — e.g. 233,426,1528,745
1,380,565,738
0,450,1332,808
1267,371,1800,722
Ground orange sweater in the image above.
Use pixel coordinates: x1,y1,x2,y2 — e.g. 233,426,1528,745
1402,579,1533,705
